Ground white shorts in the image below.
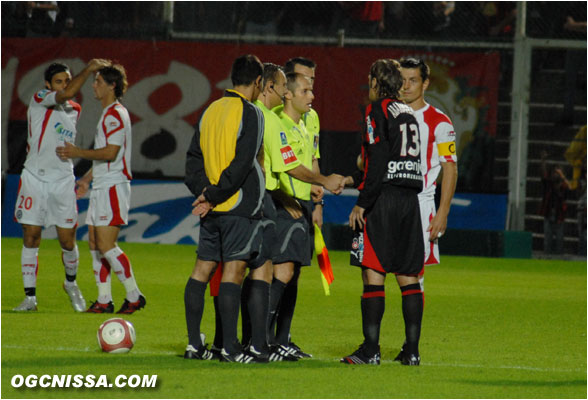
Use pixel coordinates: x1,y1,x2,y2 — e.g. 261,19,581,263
14,169,77,229
419,196,440,267
86,183,131,227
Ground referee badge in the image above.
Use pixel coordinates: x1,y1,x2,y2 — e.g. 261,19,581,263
280,131,288,145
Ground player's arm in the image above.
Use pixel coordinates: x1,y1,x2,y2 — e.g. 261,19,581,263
58,142,120,161
428,162,457,241
355,107,388,211
204,105,263,206
185,118,210,197
286,164,343,194
76,168,93,199
55,59,110,104
270,189,303,219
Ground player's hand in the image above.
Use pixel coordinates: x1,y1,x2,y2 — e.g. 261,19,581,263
192,194,213,218
324,174,345,195
343,176,354,187
311,185,324,202
356,154,364,171
349,205,365,231
87,58,111,72
75,179,90,199
427,213,448,242
312,203,323,229
56,141,79,160
284,200,303,220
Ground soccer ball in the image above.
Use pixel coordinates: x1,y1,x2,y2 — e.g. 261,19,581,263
97,318,136,354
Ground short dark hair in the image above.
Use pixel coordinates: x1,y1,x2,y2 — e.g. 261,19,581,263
370,59,403,100
44,62,70,83
399,57,430,82
285,72,309,94
98,63,128,99
284,57,316,75
231,54,263,87
261,62,283,89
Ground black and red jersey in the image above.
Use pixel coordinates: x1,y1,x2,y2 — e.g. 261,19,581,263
355,98,423,210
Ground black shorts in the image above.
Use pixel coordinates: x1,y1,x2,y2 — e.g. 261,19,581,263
250,191,279,268
350,186,424,275
197,214,263,268
273,197,312,266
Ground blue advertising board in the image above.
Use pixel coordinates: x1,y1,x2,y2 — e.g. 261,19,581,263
2,175,507,244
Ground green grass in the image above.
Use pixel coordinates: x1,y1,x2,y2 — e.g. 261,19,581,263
1,237,586,398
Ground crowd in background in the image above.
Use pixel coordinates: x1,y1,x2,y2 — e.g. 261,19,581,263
1,1,585,41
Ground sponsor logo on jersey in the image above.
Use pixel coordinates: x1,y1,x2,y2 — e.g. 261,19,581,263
280,131,288,145
388,160,421,174
387,160,422,181
109,121,118,128
367,116,375,144
54,122,74,141
100,216,109,221
280,145,297,165
66,218,74,224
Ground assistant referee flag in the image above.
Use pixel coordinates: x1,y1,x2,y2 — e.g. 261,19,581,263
314,224,334,295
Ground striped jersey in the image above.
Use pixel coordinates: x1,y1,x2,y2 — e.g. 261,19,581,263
24,89,81,182
92,101,133,189
356,98,423,210
414,103,457,200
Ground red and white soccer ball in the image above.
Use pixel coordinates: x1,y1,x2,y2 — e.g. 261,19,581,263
97,318,136,354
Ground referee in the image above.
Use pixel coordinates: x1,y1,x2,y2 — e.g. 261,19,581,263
183,54,266,363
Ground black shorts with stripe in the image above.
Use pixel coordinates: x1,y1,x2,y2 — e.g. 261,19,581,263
250,191,279,268
197,214,263,268
272,197,312,266
350,185,424,275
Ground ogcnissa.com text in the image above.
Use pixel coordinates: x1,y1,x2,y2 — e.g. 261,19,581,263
11,374,158,389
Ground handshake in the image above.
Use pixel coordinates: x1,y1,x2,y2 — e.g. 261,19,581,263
321,174,349,195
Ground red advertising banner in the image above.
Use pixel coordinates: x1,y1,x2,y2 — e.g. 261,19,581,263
2,38,499,178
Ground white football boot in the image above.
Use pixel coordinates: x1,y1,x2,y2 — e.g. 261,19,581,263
63,283,87,312
13,296,37,311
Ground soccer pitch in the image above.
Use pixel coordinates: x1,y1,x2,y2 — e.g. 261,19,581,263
1,237,586,399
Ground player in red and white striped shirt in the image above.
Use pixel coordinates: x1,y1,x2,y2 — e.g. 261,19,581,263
14,59,108,312
396,57,458,359
58,63,145,315
400,57,458,270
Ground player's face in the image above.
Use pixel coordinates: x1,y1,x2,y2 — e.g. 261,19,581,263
291,76,314,114
400,68,428,105
47,71,72,92
92,73,113,101
293,64,315,87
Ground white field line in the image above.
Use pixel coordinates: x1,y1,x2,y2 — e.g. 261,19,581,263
2,344,585,373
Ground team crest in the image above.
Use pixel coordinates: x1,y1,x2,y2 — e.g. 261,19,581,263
16,210,22,220
34,89,50,103
280,131,288,145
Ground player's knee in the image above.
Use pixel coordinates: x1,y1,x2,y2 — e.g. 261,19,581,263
22,226,42,248
274,266,294,283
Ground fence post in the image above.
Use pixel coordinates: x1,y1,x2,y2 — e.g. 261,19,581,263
507,1,531,231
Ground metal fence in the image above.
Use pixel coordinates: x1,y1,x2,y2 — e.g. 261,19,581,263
2,1,585,43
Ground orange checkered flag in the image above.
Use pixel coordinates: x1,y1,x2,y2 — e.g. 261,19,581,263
314,224,334,295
